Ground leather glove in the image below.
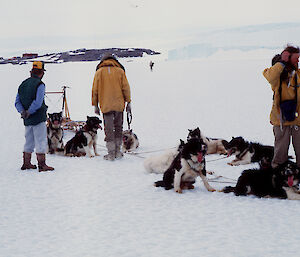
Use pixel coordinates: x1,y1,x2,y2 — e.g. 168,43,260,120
21,110,30,119
126,102,132,113
94,106,100,115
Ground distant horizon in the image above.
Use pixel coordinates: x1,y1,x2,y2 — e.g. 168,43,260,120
1,22,300,59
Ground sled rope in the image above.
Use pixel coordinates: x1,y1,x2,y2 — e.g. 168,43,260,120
207,174,237,182
205,174,237,185
206,156,229,162
96,143,230,161
96,143,177,156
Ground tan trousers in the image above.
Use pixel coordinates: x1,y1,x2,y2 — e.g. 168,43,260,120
272,125,300,167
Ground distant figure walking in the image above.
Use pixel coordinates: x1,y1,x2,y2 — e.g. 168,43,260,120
15,61,54,172
149,61,154,71
92,54,131,161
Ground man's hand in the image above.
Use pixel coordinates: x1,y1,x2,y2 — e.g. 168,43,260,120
94,106,100,115
21,110,30,119
126,102,131,113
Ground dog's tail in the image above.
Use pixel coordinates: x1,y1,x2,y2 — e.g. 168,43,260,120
154,180,165,187
221,186,236,193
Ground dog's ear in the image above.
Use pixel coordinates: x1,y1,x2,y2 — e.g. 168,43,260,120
222,140,229,148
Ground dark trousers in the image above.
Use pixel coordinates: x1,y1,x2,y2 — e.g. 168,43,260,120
272,125,300,167
103,111,123,142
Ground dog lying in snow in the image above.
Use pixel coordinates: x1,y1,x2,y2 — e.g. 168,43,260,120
144,127,226,174
144,140,185,174
47,112,64,154
122,129,139,152
64,116,102,157
187,127,227,155
222,160,300,200
154,137,215,193
222,136,274,167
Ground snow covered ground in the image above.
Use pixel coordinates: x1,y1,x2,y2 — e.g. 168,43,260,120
1,50,300,257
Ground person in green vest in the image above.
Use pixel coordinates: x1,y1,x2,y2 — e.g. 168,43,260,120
15,61,54,172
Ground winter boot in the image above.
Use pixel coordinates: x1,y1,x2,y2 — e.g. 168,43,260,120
21,152,37,170
36,153,54,172
115,137,124,160
104,141,115,161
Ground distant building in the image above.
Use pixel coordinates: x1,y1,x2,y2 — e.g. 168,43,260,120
22,53,38,59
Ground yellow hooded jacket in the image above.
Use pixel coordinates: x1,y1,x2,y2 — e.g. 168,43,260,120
263,62,300,126
92,58,131,113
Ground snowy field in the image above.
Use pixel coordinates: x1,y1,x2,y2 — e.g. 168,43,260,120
1,50,300,257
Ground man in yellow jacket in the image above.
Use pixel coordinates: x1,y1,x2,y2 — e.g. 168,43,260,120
92,54,131,161
263,45,300,167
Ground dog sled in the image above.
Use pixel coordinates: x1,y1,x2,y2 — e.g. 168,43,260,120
45,86,85,131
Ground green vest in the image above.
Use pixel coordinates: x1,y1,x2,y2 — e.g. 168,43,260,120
18,76,48,126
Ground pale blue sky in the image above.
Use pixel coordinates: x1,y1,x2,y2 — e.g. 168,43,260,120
1,0,300,57
2,0,300,39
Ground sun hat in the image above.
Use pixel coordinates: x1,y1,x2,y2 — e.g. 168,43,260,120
32,61,46,71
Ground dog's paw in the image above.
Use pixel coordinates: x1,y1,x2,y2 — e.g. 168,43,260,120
95,153,100,156
187,185,194,190
207,171,215,175
227,162,234,166
175,188,182,194
208,188,216,192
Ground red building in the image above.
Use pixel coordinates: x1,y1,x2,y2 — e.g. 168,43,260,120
22,53,38,59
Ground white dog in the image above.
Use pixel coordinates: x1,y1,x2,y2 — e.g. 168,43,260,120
144,140,184,174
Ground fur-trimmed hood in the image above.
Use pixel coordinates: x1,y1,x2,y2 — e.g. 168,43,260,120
96,56,125,72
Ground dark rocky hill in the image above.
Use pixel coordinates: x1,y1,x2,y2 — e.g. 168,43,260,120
0,48,160,65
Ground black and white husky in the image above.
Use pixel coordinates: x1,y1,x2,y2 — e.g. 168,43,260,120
222,136,274,167
47,112,64,154
222,160,300,200
64,116,102,157
187,127,227,155
154,138,215,193
122,129,139,152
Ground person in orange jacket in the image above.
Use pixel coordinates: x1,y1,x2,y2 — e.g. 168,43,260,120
263,45,300,167
92,54,131,161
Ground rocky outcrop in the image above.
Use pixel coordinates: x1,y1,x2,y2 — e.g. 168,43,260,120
0,48,160,65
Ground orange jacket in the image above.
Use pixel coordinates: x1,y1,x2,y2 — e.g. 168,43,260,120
92,58,131,113
263,62,300,126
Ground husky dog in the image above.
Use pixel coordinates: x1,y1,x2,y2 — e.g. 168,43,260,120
122,129,139,152
64,131,88,157
222,161,300,200
144,140,185,174
47,112,64,154
64,116,102,157
187,127,227,155
154,138,215,193
222,136,274,167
